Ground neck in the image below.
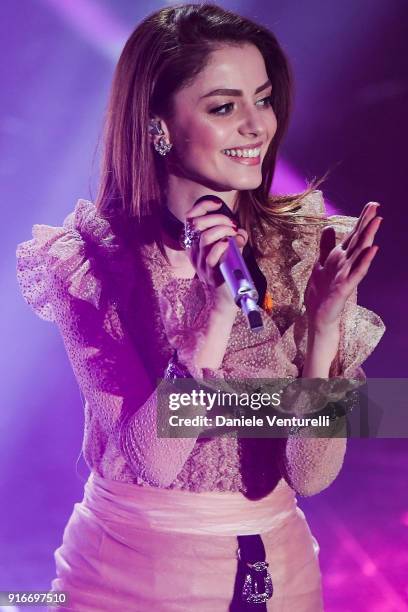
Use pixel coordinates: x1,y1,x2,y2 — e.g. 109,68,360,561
165,173,238,221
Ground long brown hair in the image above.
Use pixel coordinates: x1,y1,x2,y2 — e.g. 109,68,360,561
96,3,322,259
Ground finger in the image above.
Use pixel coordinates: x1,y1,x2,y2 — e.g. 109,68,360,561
353,201,379,233
206,231,249,270
348,245,379,285
205,239,230,268
185,199,223,219
186,213,236,231
341,202,378,250
200,225,238,247
319,226,336,265
343,202,379,247
347,216,382,261
342,202,380,250
235,228,248,249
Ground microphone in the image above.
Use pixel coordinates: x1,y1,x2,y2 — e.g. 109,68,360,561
194,195,264,333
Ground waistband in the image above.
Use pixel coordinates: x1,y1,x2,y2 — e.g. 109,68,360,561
82,472,299,536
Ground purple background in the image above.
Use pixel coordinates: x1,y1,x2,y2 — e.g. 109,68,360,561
1,1,407,610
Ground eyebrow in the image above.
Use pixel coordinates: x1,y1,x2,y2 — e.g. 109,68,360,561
200,79,272,99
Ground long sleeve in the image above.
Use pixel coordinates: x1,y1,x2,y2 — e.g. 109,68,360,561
50,277,210,487
279,191,386,496
16,200,220,488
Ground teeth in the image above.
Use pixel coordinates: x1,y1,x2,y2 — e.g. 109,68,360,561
223,147,261,158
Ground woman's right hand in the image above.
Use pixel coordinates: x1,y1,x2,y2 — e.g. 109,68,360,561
184,198,248,312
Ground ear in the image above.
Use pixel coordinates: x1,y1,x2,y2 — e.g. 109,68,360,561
148,116,171,145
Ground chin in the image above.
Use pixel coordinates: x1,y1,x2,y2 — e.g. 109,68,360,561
210,169,262,191
230,176,263,190
191,167,263,192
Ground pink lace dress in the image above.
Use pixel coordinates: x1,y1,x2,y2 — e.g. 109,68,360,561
16,190,385,611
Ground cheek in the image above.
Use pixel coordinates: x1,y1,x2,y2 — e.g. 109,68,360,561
196,120,229,150
175,117,229,155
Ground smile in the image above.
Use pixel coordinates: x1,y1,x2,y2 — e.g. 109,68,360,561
221,145,262,166
222,146,261,158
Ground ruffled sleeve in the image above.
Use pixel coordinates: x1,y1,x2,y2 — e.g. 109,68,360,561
16,199,121,321
16,201,206,487
279,191,386,496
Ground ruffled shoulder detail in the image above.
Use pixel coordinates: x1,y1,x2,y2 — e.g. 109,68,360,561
295,189,326,215
16,199,120,321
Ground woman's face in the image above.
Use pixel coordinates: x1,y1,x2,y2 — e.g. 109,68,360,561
162,43,277,194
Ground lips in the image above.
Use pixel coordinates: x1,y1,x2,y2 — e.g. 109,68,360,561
224,154,260,166
223,141,263,151
221,142,263,167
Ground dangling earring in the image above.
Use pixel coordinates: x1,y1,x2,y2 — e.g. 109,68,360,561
154,137,173,156
148,119,173,156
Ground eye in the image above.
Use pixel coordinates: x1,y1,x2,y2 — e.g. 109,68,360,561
256,95,273,108
210,95,272,115
210,102,234,115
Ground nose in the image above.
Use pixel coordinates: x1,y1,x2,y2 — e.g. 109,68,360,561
238,103,266,139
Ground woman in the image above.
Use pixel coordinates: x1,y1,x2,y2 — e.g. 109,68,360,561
16,3,385,610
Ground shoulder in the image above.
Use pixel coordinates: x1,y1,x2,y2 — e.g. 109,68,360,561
255,190,360,303
266,190,359,248
293,189,358,237
257,190,358,253
288,189,360,277
295,189,326,216
16,199,127,321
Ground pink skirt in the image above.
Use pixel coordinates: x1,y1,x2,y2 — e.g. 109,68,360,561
50,473,323,611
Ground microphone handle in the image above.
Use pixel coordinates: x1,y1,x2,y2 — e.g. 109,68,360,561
219,237,263,333
195,196,263,333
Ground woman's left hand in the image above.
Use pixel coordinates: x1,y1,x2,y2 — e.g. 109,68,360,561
304,201,382,332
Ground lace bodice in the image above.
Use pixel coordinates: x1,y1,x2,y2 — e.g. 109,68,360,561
16,191,385,497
